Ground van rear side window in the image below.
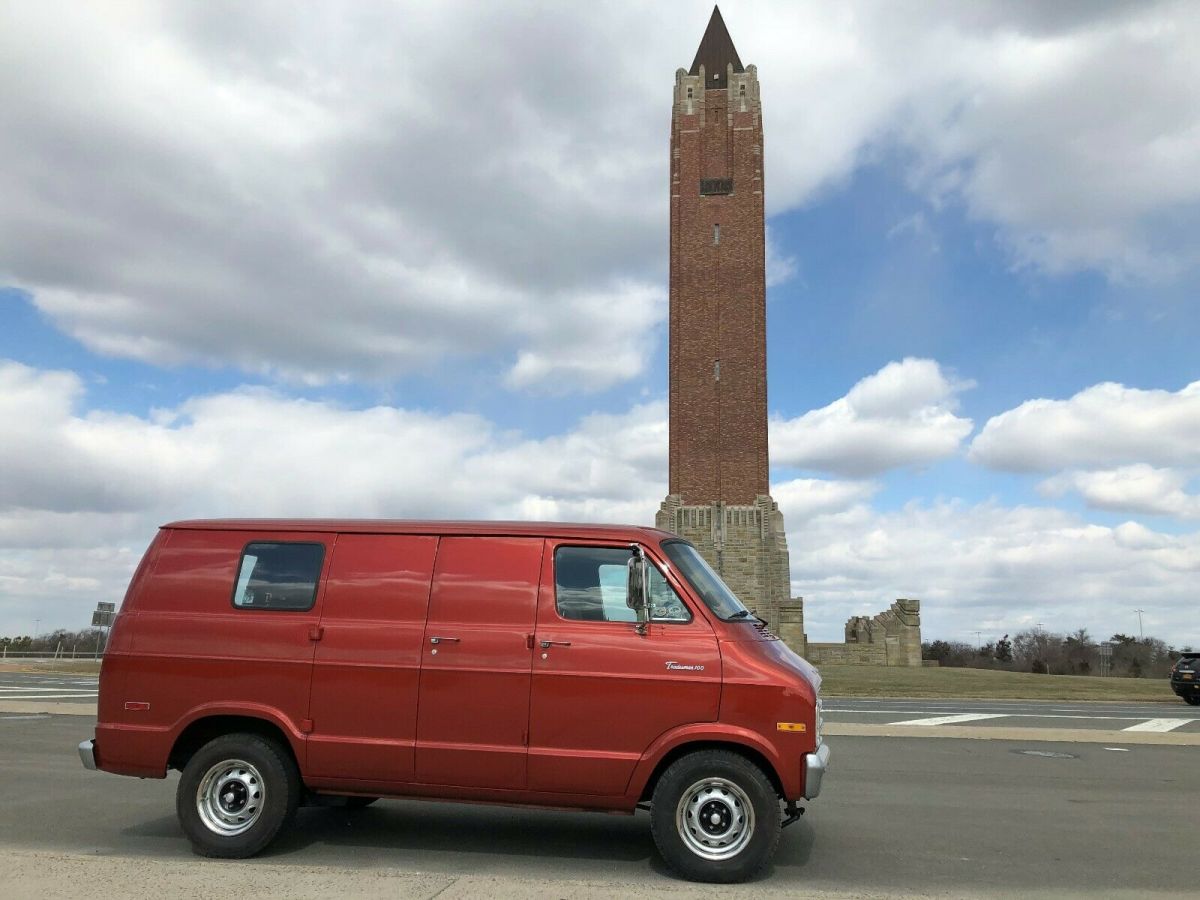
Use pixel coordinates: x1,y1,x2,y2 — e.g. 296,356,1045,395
232,542,324,610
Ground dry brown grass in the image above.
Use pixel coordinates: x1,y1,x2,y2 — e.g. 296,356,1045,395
818,663,1177,701
0,659,102,675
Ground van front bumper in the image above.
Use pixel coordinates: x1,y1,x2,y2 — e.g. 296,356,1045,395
78,739,97,771
803,742,831,800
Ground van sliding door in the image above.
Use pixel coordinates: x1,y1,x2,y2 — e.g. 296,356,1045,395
306,534,437,785
414,536,542,789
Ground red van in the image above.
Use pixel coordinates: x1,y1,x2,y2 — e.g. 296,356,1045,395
78,519,828,883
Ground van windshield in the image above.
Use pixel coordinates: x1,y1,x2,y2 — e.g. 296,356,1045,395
662,541,753,621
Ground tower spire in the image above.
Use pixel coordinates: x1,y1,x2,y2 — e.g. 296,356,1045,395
689,5,744,90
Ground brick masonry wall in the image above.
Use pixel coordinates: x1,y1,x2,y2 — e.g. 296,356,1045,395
805,643,889,666
669,65,768,505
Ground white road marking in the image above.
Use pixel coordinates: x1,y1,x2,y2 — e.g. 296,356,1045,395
0,686,98,693
826,708,1200,723
0,693,97,700
889,713,1010,726
1122,718,1192,733
1104,747,1131,751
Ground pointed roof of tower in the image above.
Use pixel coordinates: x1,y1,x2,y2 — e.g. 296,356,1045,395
689,6,744,90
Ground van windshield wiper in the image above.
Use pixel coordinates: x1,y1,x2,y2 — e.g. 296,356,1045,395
725,609,754,620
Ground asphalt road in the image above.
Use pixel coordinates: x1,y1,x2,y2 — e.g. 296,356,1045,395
4,674,1199,735
0,714,1195,897
824,697,1200,734
0,672,98,705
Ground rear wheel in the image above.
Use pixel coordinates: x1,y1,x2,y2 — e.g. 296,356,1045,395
176,732,301,858
650,749,781,883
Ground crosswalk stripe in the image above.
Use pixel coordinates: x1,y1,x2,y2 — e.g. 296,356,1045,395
889,713,1009,726
1122,718,1192,733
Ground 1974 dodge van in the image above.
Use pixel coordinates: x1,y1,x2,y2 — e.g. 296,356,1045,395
79,519,829,882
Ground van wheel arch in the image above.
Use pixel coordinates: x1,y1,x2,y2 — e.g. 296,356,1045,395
639,741,784,803
169,715,300,774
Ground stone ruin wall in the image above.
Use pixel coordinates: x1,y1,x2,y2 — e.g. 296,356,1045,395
804,599,922,667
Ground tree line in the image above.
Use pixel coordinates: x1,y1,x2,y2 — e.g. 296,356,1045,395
1,629,108,654
922,629,1189,678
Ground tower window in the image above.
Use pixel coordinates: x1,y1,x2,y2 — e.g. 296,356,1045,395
713,224,720,245
739,84,746,97
686,87,693,99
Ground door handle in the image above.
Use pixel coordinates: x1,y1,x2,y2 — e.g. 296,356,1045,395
429,636,461,645
540,640,572,649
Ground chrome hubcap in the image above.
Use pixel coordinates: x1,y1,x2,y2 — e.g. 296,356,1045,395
196,758,265,836
675,776,755,860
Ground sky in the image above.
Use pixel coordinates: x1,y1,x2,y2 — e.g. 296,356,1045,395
1,1,1198,649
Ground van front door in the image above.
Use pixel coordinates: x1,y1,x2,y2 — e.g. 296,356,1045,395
527,542,721,796
414,536,541,789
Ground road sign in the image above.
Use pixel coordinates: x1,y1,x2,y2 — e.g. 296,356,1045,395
97,602,115,612
91,610,114,627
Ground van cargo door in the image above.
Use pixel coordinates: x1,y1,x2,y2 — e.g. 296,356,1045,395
306,533,437,785
414,536,541,789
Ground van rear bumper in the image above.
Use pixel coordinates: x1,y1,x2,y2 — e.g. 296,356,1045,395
803,742,831,800
78,739,97,771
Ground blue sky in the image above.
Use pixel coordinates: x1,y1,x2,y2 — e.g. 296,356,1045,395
1,1,1198,648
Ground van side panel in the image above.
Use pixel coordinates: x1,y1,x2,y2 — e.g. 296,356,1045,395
113,528,331,773
305,533,436,785
414,536,542,789
93,529,167,774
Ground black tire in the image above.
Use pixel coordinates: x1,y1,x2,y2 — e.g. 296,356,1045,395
1184,695,1200,706
650,749,781,883
176,732,301,858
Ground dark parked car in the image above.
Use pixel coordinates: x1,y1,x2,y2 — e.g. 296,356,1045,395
1169,652,1200,705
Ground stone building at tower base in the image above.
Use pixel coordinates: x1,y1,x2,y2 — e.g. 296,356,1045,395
657,494,807,655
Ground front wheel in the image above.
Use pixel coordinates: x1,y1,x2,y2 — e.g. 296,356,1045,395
1184,694,1200,706
650,750,781,883
176,732,301,858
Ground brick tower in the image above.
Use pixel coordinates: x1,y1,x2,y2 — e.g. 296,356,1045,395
656,7,806,652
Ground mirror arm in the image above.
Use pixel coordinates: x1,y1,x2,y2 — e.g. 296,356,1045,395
629,543,649,635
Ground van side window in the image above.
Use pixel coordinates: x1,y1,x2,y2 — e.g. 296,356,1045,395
232,542,324,611
554,546,689,623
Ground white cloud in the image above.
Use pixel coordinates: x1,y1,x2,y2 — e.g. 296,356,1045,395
2,2,1197,391
771,358,974,476
0,1,675,393
765,226,799,288
788,498,1200,648
0,359,669,632
970,379,1200,471
771,478,879,521
1040,465,1200,518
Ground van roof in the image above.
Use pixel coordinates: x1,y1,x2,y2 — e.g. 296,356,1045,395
163,519,679,543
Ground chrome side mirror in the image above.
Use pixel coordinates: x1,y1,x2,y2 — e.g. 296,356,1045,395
627,545,650,635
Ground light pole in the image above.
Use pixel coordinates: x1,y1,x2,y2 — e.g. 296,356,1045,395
973,631,983,648
1134,608,1144,640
